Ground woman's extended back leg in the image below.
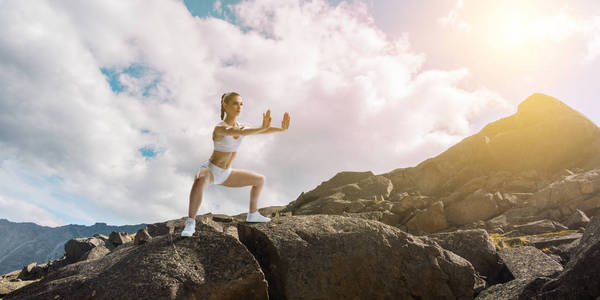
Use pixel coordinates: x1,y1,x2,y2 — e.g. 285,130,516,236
188,168,213,218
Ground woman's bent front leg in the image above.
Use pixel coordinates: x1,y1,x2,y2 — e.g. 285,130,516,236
219,169,266,213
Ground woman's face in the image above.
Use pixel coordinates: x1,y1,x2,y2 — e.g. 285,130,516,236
225,95,243,116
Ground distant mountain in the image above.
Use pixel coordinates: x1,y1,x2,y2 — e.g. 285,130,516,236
0,218,145,274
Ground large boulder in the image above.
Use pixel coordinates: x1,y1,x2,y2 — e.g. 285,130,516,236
497,246,563,280
63,237,104,264
405,201,448,233
426,229,508,286
446,189,500,226
5,227,268,300
237,215,484,300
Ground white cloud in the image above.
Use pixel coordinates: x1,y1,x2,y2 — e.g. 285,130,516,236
438,0,470,33
0,0,511,226
0,194,66,227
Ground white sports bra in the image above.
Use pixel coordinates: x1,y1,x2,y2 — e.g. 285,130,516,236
213,121,245,152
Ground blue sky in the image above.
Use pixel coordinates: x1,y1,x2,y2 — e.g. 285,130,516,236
1,0,598,226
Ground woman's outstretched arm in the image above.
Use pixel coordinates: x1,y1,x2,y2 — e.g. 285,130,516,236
259,112,290,134
215,109,272,136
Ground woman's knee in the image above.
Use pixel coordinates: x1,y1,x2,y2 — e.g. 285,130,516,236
255,174,265,186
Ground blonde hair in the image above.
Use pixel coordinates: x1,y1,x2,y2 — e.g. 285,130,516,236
220,92,240,120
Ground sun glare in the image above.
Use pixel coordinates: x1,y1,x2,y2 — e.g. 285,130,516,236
487,6,573,52
488,10,531,50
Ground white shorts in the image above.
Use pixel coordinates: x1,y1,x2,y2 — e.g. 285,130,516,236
199,160,232,185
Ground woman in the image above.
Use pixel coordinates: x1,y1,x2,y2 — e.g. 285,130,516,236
182,92,290,237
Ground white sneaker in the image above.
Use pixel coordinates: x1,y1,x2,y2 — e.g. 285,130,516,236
181,217,196,237
246,211,271,222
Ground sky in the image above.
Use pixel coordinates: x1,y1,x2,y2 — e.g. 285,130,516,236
1,0,599,227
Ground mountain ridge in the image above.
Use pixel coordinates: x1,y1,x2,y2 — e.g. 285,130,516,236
0,218,146,274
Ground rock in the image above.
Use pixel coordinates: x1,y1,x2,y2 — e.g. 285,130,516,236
4,230,268,300
388,191,409,202
486,214,508,230
390,194,434,216
497,246,563,279
237,215,484,300
499,206,541,225
575,194,600,214
134,227,152,245
356,175,394,198
294,192,348,215
342,210,402,227
526,232,582,250
475,277,545,300
146,215,223,238
223,225,239,240
563,209,590,229
504,179,537,193
541,238,581,266
446,189,500,226
212,214,234,222
331,183,362,200
0,270,34,297
531,174,588,210
81,245,111,261
507,219,568,236
64,237,104,264
522,215,600,298
17,263,41,281
426,229,509,286
442,176,489,207
283,171,374,212
405,201,448,233
108,231,132,246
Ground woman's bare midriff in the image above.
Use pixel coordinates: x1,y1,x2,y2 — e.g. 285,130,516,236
209,150,237,169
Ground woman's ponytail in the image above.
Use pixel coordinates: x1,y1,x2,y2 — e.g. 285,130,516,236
220,93,227,120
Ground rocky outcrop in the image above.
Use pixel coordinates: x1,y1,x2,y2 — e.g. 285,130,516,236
521,215,600,298
5,221,268,300
384,93,600,198
426,229,508,286
475,246,564,299
237,215,484,300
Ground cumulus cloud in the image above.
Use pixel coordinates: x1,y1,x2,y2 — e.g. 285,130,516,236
0,0,510,226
